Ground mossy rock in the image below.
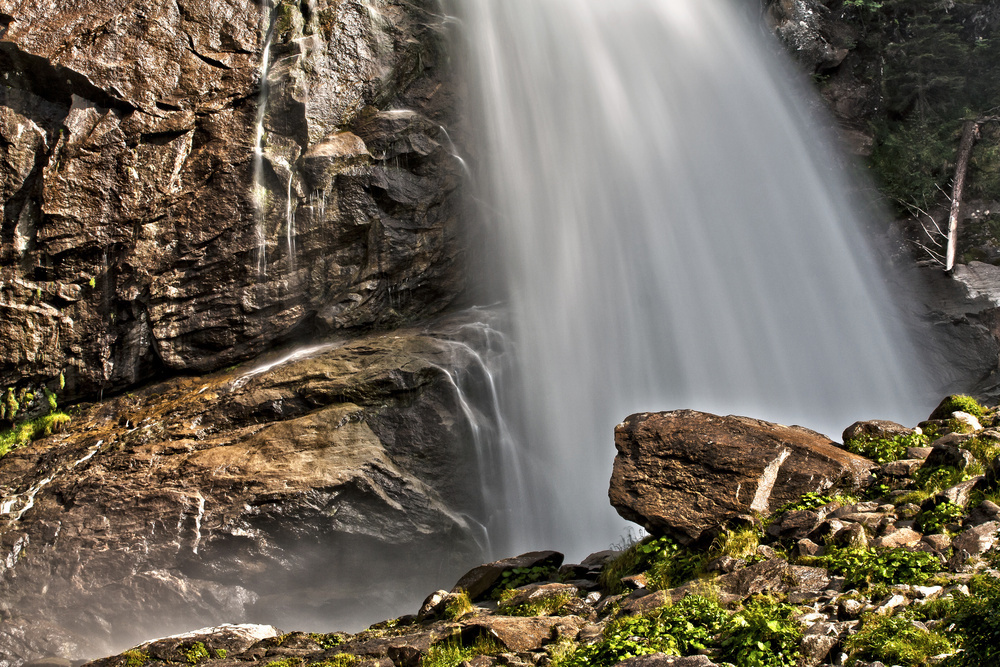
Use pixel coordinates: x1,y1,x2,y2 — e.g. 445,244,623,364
929,395,986,421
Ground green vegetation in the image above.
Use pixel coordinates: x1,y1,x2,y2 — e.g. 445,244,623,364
308,633,347,649
122,650,150,667
420,636,502,667
497,589,573,617
184,642,210,665
801,547,941,590
845,613,954,667
0,412,72,458
443,592,475,620
717,596,803,667
916,500,965,534
843,431,929,464
309,656,358,667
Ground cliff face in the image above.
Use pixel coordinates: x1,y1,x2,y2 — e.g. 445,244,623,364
0,0,467,404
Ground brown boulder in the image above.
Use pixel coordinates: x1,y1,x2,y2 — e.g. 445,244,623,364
610,411,876,543
460,616,585,652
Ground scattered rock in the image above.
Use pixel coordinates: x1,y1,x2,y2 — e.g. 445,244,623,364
871,528,922,549
616,655,719,667
950,521,1000,567
923,446,977,471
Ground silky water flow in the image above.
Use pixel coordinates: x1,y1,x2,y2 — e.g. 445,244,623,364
453,0,932,559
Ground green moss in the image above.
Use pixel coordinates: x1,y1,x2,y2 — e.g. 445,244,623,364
0,412,72,458
122,650,150,667
930,394,986,420
498,590,573,617
308,633,347,649
309,656,357,667
420,636,502,667
443,592,475,620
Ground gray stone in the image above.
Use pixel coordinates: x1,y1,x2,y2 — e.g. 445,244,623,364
872,528,922,549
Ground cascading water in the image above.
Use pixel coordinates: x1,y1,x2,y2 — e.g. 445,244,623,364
456,0,932,558
252,0,275,278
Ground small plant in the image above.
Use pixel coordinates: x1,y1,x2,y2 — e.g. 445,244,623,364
308,633,347,649
845,613,953,667
709,526,762,562
916,501,965,534
774,492,833,515
215,649,227,659
184,642,210,665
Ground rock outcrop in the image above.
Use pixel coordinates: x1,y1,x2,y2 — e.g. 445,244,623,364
0,313,507,665
0,0,468,402
609,410,876,544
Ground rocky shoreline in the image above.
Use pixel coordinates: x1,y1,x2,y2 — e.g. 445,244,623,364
73,397,1000,667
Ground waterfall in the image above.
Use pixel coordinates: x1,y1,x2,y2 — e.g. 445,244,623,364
456,0,931,558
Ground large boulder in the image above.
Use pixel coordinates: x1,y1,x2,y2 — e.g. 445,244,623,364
609,410,876,544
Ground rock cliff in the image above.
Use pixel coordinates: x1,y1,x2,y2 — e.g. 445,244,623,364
0,0,467,403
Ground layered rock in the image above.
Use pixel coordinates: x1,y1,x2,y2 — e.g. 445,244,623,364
609,410,876,544
0,315,508,665
0,0,467,402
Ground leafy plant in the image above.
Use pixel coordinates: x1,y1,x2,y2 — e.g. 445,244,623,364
845,613,953,667
489,565,557,598
184,642,210,665
915,501,964,534
844,432,928,464
805,547,941,590
914,466,970,495
717,596,803,667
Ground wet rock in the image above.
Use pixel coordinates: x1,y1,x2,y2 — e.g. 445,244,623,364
452,552,565,602
0,323,495,662
842,420,913,443
765,0,850,72
610,410,875,544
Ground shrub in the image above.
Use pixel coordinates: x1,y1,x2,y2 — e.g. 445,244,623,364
939,574,1000,666
845,613,954,667
599,535,704,593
